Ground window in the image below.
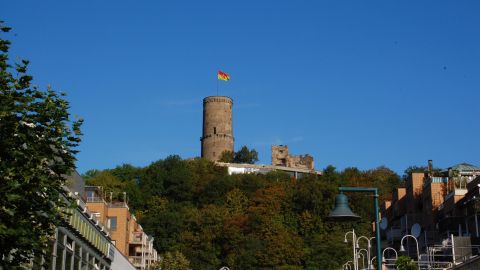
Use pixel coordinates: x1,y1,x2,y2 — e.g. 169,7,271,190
86,191,95,201
107,217,117,231
213,127,217,134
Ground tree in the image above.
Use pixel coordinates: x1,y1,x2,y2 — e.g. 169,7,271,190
395,256,417,270
0,22,82,267
219,147,259,164
159,251,191,270
219,150,234,163
233,146,258,164
85,171,125,201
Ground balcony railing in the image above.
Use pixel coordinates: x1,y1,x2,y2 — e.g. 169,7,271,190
128,256,145,268
86,197,105,203
130,232,145,244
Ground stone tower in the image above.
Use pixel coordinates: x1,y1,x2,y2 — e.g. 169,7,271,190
201,96,234,161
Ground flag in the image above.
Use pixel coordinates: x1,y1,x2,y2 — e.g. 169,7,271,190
218,70,230,81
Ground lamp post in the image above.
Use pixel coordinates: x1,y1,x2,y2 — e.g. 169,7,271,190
357,236,374,269
370,257,376,270
345,230,358,270
328,187,382,270
400,234,420,270
382,247,398,266
358,250,366,270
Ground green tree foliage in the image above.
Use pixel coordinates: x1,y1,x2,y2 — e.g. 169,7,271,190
403,165,442,179
395,256,417,270
86,157,403,270
157,251,190,270
234,145,259,164
219,146,259,164
219,150,234,163
0,22,82,267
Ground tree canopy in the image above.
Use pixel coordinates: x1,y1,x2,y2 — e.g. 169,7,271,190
0,22,82,267
219,145,259,164
88,157,401,270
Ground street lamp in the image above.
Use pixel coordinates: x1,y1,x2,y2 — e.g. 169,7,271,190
382,247,398,265
328,187,382,270
345,230,358,270
356,236,374,269
358,249,368,270
369,257,376,270
400,234,420,270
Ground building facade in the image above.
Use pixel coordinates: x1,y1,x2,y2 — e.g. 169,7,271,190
84,186,158,270
29,171,137,270
381,161,480,266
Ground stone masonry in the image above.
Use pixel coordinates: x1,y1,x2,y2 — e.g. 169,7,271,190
271,145,314,170
201,96,234,161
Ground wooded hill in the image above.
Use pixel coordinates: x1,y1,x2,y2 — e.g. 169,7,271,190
83,156,401,270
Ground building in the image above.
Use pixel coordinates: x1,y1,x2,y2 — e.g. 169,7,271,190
84,186,158,270
201,96,234,161
381,161,480,266
216,144,320,178
216,161,322,178
30,171,137,270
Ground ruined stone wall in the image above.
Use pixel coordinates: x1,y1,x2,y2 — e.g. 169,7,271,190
287,154,314,170
271,145,314,170
201,96,234,161
271,145,289,166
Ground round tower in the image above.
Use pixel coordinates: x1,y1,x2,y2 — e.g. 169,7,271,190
201,96,234,161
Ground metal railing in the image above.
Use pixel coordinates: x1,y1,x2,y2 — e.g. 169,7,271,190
86,197,105,203
128,256,145,268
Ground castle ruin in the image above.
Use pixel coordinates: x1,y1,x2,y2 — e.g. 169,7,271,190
271,145,314,170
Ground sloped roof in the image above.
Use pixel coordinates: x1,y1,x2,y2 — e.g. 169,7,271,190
448,163,480,171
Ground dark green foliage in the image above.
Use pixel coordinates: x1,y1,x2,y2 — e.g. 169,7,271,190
0,22,82,267
234,146,259,164
87,157,402,270
395,256,417,270
219,146,259,164
403,165,442,179
219,150,234,163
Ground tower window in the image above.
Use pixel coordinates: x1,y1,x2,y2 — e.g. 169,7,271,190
213,127,217,134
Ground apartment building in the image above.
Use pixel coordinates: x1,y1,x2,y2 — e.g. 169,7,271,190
84,186,158,270
381,162,480,252
29,171,137,270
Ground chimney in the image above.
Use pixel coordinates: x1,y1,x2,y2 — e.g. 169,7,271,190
428,160,433,176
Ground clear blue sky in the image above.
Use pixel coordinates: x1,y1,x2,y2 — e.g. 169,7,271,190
3,1,480,174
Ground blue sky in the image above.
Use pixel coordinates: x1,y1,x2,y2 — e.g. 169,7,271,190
3,1,480,174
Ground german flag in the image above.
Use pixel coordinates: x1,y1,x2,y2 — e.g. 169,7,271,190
218,70,230,81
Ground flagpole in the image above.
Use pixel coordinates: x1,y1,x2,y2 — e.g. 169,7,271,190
217,77,219,96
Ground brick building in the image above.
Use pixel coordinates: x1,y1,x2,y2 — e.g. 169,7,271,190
85,186,158,270
381,161,480,259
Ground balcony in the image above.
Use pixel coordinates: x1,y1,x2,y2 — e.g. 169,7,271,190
86,196,105,203
130,232,145,245
128,256,145,268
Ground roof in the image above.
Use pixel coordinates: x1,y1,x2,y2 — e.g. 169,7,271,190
448,163,480,172
215,162,322,175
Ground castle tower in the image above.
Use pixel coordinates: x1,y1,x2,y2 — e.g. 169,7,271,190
201,96,234,161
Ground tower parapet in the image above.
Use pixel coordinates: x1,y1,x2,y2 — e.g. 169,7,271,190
201,96,234,161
